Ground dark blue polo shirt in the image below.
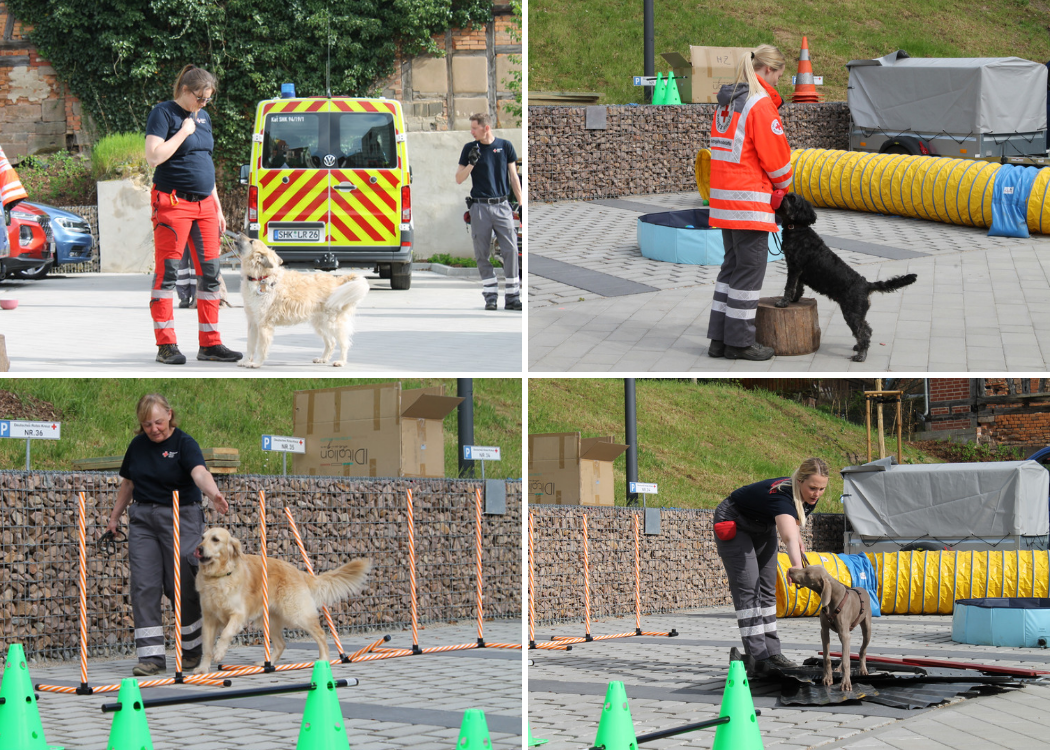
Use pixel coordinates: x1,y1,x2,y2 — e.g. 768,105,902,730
459,137,517,200
729,477,816,523
146,100,216,195
119,428,206,506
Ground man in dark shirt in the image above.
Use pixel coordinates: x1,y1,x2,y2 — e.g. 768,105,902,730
456,113,523,311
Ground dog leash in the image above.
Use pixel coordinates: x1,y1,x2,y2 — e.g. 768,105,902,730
96,529,127,557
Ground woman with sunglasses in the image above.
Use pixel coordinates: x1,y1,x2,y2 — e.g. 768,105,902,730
144,64,241,366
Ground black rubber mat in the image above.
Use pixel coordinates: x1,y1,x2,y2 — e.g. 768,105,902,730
823,236,927,259
529,255,660,297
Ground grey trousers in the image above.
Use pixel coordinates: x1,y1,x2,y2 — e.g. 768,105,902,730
128,502,204,665
470,201,520,303
706,229,770,348
713,498,783,661
176,245,196,304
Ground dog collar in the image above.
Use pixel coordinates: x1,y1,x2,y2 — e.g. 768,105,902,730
248,275,270,282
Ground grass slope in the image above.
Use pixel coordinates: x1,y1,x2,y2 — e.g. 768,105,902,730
0,378,522,479
528,0,1050,104
528,379,939,510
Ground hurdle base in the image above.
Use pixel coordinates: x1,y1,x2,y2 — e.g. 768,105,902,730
585,634,593,642
476,638,486,648
412,644,423,655
76,683,93,695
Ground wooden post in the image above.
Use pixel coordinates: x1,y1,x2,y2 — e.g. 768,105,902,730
876,378,886,459
0,334,8,372
754,297,821,355
865,395,872,463
896,396,903,464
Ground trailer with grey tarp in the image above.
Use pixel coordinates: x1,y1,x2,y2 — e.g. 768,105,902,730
847,51,1049,161
841,457,1050,554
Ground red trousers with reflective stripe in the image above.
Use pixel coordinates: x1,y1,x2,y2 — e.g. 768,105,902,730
150,187,223,347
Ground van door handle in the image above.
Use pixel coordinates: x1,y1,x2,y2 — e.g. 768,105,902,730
334,182,357,191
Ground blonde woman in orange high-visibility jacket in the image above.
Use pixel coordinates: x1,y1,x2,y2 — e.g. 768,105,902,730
706,45,793,362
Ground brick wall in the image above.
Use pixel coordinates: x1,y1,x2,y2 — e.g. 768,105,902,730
529,506,843,624
528,102,851,203
379,8,521,132
926,378,975,432
924,378,1050,448
0,4,86,159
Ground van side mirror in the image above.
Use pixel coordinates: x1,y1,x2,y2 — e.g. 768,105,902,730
239,164,250,185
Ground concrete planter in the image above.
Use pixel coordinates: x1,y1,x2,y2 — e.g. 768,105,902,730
96,178,153,273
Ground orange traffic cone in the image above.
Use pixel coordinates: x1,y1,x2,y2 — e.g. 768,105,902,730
791,36,821,103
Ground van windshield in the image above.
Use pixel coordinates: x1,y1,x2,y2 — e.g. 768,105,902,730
261,110,396,170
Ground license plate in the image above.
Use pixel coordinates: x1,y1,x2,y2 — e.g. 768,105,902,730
274,229,321,242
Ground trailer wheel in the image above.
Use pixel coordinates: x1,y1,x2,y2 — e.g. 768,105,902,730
880,136,929,156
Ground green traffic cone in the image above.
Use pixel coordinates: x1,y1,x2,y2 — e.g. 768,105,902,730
527,723,549,746
0,643,62,750
712,659,764,750
664,71,682,105
592,681,636,750
297,660,349,750
652,72,666,105
454,709,491,748
106,678,153,750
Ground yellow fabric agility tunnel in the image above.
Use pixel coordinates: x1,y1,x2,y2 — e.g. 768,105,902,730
775,549,1050,617
869,549,1050,615
775,552,852,617
788,148,1050,235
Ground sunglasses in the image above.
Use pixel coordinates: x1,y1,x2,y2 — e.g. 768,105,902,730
195,94,212,105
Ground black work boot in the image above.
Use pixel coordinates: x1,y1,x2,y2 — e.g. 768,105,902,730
156,344,187,365
768,653,798,669
724,342,775,361
708,340,725,358
198,343,243,362
485,299,498,311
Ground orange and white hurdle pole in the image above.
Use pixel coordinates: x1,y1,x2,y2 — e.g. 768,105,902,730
76,491,91,692
407,489,421,653
634,514,642,635
528,512,536,649
173,490,183,681
283,505,347,661
259,490,273,670
474,487,485,647
583,513,592,641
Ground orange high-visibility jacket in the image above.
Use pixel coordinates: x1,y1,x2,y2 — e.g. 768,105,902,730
708,76,792,232
0,145,27,209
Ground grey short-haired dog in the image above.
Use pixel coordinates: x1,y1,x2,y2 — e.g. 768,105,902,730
788,564,872,692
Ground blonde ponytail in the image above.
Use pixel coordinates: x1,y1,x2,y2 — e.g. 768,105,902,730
789,456,829,529
732,44,787,100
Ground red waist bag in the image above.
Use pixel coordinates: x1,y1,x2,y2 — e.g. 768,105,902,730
714,520,737,541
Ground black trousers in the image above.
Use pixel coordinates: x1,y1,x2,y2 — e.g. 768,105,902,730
706,229,770,348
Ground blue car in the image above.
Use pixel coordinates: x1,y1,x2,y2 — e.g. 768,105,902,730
20,202,94,277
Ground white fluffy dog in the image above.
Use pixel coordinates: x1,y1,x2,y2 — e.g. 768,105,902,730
236,234,369,368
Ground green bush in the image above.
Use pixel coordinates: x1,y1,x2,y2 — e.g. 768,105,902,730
91,133,151,182
17,151,96,205
427,253,502,268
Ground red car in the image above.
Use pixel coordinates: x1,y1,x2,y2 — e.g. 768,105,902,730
3,202,53,280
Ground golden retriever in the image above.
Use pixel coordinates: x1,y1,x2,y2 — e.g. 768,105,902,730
192,527,370,674
235,234,369,368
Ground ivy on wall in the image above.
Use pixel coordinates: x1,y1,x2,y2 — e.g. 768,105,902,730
9,0,492,186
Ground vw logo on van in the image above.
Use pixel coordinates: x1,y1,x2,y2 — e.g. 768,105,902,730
323,154,336,167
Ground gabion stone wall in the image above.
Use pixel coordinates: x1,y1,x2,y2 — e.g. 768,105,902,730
528,102,851,203
0,471,521,662
529,506,842,624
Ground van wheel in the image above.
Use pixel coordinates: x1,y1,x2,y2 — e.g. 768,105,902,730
391,262,412,290
378,263,392,279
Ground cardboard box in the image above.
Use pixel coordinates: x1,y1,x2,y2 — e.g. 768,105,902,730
661,46,753,103
292,382,462,478
528,432,629,506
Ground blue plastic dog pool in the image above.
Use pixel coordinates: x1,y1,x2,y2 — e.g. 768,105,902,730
951,598,1050,648
637,208,782,265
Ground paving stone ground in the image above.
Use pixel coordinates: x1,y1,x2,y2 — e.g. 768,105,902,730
529,608,1050,749
528,193,1050,372
18,619,522,750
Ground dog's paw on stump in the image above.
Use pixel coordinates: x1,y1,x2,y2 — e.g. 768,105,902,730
756,297,821,356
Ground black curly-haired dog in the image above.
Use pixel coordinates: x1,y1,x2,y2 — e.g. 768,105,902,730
774,193,917,362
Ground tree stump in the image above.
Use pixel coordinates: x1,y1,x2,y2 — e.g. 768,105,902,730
755,297,820,355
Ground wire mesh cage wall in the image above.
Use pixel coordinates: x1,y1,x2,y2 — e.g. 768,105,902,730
0,471,521,662
529,506,840,625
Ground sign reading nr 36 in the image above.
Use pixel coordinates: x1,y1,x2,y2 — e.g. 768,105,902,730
463,446,500,461
261,435,305,453
0,420,61,439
